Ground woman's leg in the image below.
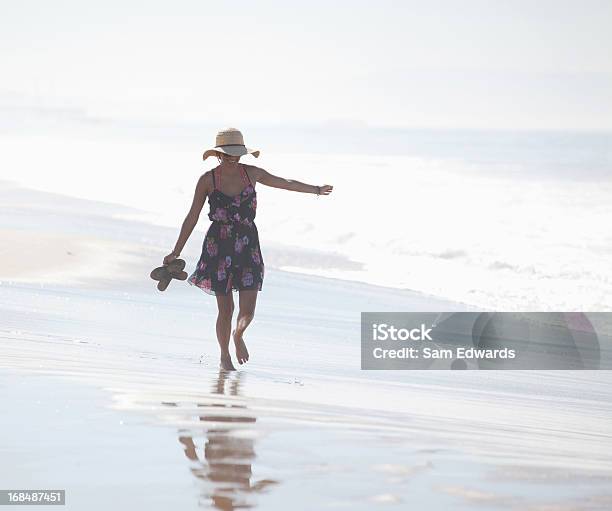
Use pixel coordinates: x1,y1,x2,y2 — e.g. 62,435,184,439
233,289,258,365
215,292,236,370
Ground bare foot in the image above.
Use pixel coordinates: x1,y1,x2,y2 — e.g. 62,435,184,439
233,329,250,365
220,352,236,371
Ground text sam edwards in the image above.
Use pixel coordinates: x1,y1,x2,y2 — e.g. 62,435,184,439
373,347,516,359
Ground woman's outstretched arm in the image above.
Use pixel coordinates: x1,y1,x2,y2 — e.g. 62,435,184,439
250,165,333,196
163,172,210,264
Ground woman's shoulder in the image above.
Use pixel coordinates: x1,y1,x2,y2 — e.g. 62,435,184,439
242,163,263,182
197,170,216,192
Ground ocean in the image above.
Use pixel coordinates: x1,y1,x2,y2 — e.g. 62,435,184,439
1,113,611,310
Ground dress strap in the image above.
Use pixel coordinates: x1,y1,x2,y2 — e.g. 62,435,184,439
211,169,217,190
240,164,253,186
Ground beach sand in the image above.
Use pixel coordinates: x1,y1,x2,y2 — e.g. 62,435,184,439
1,182,612,510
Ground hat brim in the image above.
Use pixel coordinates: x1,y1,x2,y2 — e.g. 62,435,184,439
203,145,260,160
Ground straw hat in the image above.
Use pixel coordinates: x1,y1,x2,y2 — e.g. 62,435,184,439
203,127,260,160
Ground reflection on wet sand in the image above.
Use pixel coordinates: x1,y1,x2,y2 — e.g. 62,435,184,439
172,369,278,510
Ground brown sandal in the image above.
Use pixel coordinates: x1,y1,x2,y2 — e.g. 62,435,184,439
150,259,188,291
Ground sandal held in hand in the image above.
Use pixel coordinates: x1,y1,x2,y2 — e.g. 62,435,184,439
150,258,188,291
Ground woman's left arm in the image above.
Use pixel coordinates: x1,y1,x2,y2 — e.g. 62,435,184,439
250,165,333,196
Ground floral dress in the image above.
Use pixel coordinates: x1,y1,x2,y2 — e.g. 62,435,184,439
188,164,265,296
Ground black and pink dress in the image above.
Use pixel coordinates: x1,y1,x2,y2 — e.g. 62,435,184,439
188,164,265,296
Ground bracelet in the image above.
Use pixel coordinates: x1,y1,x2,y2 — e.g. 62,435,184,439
316,186,320,196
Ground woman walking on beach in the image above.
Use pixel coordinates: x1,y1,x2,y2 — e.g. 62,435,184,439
163,128,333,371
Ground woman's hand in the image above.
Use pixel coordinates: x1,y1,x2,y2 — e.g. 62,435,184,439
163,251,179,265
318,185,333,196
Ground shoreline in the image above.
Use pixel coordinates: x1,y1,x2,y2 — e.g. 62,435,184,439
0,179,469,307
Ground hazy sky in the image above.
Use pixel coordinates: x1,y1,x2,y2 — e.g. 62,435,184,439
1,0,611,130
